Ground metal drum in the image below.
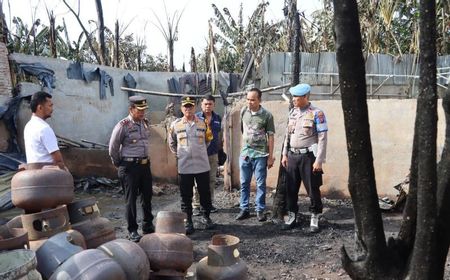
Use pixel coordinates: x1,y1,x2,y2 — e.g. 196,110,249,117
196,234,248,280
49,249,126,280
11,165,74,212
99,239,150,280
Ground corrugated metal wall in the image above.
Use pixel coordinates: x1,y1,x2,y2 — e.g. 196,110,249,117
261,52,450,98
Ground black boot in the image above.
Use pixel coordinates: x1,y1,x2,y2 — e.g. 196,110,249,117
202,212,215,230
281,211,297,230
185,215,195,235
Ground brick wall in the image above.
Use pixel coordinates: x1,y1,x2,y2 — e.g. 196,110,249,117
0,42,11,95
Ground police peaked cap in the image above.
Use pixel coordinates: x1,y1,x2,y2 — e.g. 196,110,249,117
129,95,148,110
181,96,195,106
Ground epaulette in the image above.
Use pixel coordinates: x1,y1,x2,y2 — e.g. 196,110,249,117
120,118,131,126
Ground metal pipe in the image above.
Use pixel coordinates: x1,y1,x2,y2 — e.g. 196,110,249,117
81,139,108,148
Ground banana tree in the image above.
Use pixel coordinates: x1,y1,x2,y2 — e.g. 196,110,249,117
210,2,286,73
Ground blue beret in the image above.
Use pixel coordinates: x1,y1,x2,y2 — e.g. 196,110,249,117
289,83,311,96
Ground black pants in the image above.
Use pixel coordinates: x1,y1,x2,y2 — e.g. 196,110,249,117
179,171,212,216
118,162,153,233
285,152,323,214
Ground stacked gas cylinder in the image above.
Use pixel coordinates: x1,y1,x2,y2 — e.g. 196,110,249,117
1,164,248,280
139,211,248,280
0,164,140,280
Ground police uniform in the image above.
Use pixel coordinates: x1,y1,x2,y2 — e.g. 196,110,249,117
282,84,328,231
168,96,214,234
109,95,154,240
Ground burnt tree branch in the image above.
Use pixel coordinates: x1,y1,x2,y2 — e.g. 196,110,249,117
95,0,109,65
408,0,438,277
334,0,389,278
62,0,101,64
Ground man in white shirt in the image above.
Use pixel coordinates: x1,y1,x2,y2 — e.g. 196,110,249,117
24,91,66,169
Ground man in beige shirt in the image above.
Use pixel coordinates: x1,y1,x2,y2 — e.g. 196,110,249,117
168,96,215,235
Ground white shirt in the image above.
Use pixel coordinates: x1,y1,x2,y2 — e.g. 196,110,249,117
24,115,59,163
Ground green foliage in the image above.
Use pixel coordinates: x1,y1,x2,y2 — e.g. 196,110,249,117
305,0,448,55
141,53,169,72
6,15,170,71
209,2,287,73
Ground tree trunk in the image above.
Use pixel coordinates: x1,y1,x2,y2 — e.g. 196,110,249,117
114,20,119,68
95,0,108,65
407,0,438,278
334,0,389,278
49,11,57,58
169,39,174,72
190,47,197,73
288,0,296,52
272,4,300,221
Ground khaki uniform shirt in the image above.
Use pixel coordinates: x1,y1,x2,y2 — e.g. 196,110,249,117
168,116,210,174
109,115,150,166
282,103,328,163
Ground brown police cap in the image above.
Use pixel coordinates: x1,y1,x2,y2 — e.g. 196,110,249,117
181,96,195,106
129,95,148,110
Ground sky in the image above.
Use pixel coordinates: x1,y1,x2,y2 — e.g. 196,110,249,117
3,0,322,70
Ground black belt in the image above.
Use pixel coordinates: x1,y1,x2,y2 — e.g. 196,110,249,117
121,157,149,164
289,147,312,154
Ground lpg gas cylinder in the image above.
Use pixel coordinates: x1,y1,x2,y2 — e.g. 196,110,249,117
11,165,74,212
196,234,247,280
139,211,193,277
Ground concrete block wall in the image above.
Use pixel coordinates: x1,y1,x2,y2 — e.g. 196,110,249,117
226,99,445,198
8,53,186,146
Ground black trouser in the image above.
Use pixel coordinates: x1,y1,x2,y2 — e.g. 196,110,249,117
179,171,212,216
285,152,323,214
118,161,153,233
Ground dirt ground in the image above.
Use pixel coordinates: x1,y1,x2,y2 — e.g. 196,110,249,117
2,175,448,279
79,177,412,280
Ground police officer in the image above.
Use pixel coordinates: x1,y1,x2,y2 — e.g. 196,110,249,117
281,84,328,233
109,95,154,242
168,96,215,234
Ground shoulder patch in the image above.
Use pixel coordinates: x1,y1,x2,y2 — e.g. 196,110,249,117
314,110,328,132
